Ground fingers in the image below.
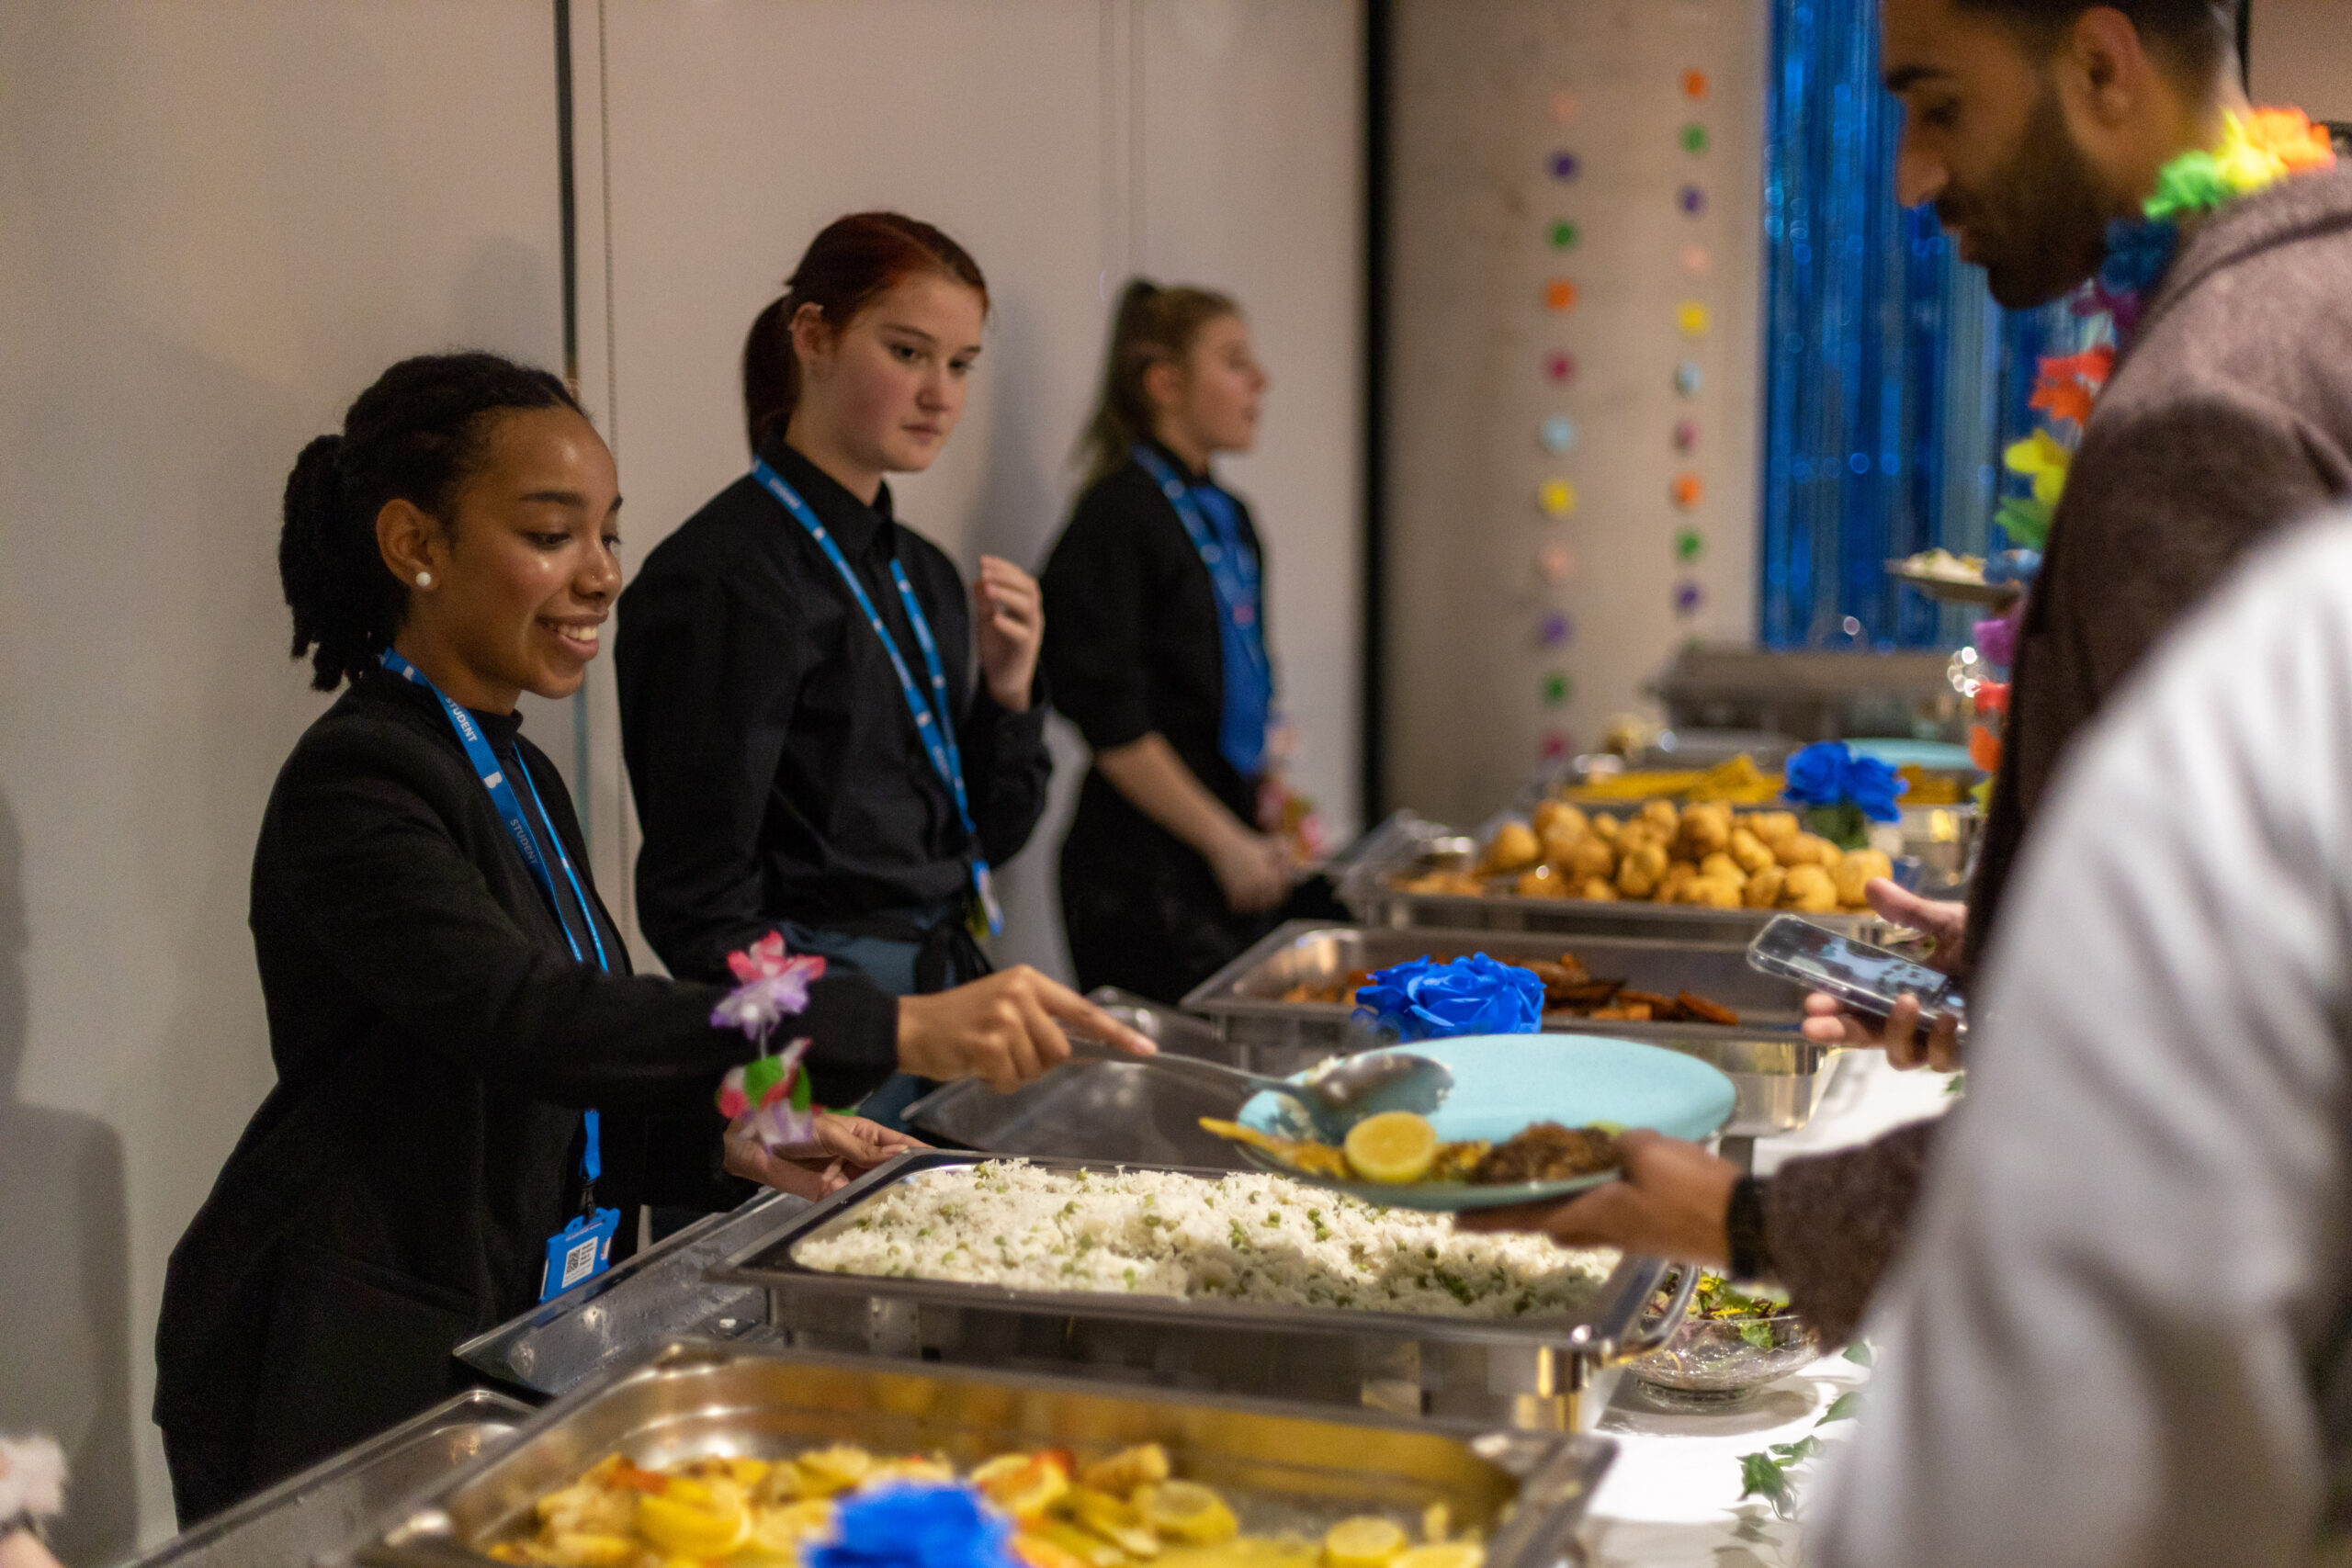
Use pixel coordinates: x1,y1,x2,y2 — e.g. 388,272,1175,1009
1883,994,1928,1069
1010,982,1069,1078
1925,1009,1963,1073
1034,976,1159,1055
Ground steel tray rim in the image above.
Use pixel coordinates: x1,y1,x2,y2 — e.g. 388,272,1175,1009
713,1149,1676,1362
356,1339,1619,1568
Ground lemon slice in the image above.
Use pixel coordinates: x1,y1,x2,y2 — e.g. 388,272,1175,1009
1324,1516,1408,1568
1395,1545,1486,1568
635,1484,751,1558
1142,1480,1240,1544
1342,1112,1439,1185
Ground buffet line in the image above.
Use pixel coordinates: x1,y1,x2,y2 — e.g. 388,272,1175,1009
130,765,1955,1568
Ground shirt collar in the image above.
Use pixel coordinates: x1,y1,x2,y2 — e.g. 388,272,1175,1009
1142,434,1215,488
760,434,897,558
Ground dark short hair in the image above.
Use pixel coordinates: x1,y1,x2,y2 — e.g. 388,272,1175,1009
1954,0,2234,79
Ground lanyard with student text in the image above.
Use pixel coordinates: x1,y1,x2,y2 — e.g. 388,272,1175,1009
752,458,1003,936
379,649,619,1297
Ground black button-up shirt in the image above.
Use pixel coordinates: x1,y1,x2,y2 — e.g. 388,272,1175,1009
616,439,1051,984
1041,441,1270,852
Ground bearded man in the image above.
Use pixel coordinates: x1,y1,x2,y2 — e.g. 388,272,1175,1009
1469,0,2352,1358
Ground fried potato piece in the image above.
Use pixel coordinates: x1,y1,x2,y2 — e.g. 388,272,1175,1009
1781,863,1838,912
1750,810,1801,846
1676,990,1740,1026
1557,833,1617,881
1698,852,1747,888
1616,842,1668,898
1515,864,1570,899
1577,876,1620,902
1775,832,1838,867
1743,864,1787,908
1532,800,1589,840
1728,828,1776,875
1640,800,1680,836
1685,874,1742,909
1481,820,1542,874
1657,862,1699,904
1833,848,1894,908
1679,804,1733,858
1589,811,1623,844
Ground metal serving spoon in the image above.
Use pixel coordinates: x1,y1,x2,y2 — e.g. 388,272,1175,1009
1069,1037,1453,1141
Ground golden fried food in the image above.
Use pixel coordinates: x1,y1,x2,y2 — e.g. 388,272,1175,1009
1728,828,1776,875
1832,848,1894,908
1697,852,1747,887
1577,876,1619,902
1749,810,1801,846
1531,799,1589,840
1781,863,1838,912
1589,811,1623,843
1640,799,1680,836
1775,831,1838,867
1615,841,1668,898
1514,864,1569,899
1472,1122,1622,1184
1678,803,1733,858
1480,821,1541,874
1197,1119,1353,1179
1742,864,1787,908
1683,874,1742,909
1557,833,1616,881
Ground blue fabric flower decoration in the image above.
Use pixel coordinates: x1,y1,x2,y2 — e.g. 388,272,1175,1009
1781,741,1850,808
1353,954,1544,1040
2098,214,2177,298
808,1483,1018,1568
1781,741,1906,823
1842,755,1905,823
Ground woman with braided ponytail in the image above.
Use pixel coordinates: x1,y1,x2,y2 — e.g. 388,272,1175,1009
153,353,1144,1523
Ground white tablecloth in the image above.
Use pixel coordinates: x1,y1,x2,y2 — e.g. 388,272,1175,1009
1577,1051,1960,1565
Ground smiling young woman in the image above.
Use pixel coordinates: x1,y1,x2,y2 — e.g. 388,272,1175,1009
616,212,1074,1133
152,353,946,1526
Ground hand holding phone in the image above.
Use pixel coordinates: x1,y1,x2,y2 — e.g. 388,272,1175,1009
1748,915,1967,1052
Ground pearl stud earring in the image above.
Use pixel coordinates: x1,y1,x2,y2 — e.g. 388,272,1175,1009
414,570,433,588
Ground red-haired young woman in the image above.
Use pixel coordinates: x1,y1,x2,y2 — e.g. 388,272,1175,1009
616,213,1066,1130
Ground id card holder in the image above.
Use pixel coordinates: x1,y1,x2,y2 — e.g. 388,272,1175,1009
537,1205,619,1303
969,859,1005,939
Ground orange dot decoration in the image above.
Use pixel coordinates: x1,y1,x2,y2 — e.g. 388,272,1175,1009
1545,278,1579,312
1671,473,1705,509
1682,68,1709,101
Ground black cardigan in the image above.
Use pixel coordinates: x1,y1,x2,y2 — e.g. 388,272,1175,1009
153,669,895,1502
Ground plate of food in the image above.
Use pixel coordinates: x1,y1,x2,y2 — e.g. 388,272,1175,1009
1202,1035,1738,1212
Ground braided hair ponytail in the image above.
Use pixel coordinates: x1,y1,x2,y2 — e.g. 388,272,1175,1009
278,353,580,690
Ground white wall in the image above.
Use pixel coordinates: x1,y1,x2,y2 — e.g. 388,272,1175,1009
0,4,565,1550
2250,0,2352,122
1381,0,1766,823
0,1,1360,1547
571,0,1363,980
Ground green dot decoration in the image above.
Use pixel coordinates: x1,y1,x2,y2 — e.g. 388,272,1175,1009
1548,220,1580,250
1543,673,1571,706
1676,528,1705,563
1681,123,1710,154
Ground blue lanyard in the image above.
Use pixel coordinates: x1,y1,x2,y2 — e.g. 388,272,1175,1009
1132,446,1272,685
752,459,1001,935
379,649,607,1188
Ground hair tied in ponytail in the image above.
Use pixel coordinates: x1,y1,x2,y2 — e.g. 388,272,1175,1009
1078,276,1239,482
741,211,989,453
278,353,579,691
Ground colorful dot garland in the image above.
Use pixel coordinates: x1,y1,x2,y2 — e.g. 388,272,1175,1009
1541,415,1579,453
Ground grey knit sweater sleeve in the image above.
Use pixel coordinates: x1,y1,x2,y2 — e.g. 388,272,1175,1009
1759,1119,1940,1348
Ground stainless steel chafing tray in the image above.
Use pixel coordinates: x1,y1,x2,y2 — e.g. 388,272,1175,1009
905,1057,1255,1168
356,1343,1616,1568
1182,921,1843,1142
712,1151,1694,1434
126,1388,530,1568
1339,811,1894,943
454,1190,811,1399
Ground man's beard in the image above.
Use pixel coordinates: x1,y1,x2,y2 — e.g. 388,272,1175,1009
1939,88,2114,309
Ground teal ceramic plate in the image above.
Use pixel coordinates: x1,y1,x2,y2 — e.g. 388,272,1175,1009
1232,1035,1738,1212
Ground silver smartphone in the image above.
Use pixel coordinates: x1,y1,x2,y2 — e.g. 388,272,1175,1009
1746,914,1964,1028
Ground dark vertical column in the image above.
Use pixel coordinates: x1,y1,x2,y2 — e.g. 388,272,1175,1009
555,0,581,387
1361,0,1392,825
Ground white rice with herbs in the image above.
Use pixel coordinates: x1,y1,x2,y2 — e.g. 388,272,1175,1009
792,1159,1615,1319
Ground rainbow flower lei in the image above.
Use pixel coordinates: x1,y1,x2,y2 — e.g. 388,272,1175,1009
1996,107,2335,551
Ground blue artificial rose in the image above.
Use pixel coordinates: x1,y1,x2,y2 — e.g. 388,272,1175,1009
1842,755,1907,823
1352,953,1544,1041
808,1483,1017,1568
1782,741,1850,808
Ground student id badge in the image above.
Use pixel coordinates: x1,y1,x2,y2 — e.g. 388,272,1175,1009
538,1205,620,1302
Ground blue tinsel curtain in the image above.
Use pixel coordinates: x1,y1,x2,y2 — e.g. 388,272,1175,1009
1758,0,2085,649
